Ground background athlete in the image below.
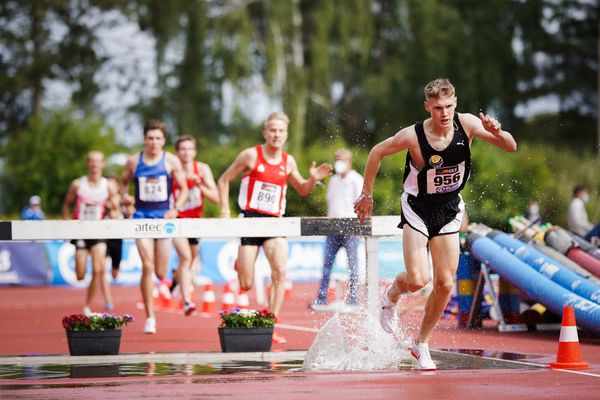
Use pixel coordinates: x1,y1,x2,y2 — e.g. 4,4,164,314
121,119,188,334
217,111,332,344
170,135,219,315
62,151,120,315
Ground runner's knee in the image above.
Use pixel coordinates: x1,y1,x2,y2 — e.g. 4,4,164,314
433,277,454,295
239,278,253,291
155,268,166,280
406,276,429,292
407,282,427,292
270,267,286,285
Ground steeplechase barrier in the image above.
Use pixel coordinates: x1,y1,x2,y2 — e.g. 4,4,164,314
0,216,402,315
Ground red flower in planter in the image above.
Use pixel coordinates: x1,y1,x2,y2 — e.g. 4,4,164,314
62,313,134,331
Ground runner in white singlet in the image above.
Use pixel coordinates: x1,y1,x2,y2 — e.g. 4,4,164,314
62,151,120,316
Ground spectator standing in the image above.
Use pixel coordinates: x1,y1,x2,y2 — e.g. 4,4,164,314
311,149,363,311
567,185,597,238
525,200,542,223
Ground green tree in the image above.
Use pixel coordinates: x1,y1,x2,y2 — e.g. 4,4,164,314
0,0,126,137
0,109,121,215
133,0,225,145
514,0,599,149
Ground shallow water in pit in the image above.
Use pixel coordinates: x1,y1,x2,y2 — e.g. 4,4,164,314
302,308,413,371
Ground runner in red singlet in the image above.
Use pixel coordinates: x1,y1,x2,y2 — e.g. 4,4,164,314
171,135,219,315
217,111,332,344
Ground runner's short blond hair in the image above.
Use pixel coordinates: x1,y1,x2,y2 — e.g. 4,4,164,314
264,112,290,127
424,78,455,99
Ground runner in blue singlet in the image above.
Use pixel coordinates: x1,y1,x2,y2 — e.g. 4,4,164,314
121,119,188,334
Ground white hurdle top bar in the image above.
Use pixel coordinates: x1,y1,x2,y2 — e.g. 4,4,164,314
0,216,402,241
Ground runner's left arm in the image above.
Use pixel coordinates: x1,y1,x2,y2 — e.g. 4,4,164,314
168,153,188,218
198,162,220,205
107,178,122,219
287,155,333,196
462,112,517,152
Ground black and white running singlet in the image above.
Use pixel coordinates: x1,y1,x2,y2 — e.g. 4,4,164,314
402,113,471,203
399,113,471,237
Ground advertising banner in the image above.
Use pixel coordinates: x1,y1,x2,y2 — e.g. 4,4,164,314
0,242,49,285
44,237,405,287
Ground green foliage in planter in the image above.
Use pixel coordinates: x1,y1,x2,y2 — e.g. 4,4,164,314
220,308,276,328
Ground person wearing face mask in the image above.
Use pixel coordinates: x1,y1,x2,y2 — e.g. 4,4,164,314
525,200,543,223
567,185,598,239
310,149,364,311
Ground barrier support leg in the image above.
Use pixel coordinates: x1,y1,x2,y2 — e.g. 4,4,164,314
467,264,485,329
365,236,380,316
469,263,527,332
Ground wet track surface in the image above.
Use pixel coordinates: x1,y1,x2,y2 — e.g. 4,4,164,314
1,285,599,399
0,349,546,381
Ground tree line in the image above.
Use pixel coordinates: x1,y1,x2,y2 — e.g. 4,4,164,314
0,0,598,228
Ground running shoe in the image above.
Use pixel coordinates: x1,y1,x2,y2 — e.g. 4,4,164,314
83,306,92,316
169,275,179,293
272,332,287,344
341,303,360,313
410,342,437,371
105,302,114,311
308,302,336,312
379,284,396,333
183,302,196,316
144,317,157,334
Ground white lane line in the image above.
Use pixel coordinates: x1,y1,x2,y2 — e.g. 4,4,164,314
275,323,319,333
152,306,320,331
435,349,600,377
0,351,309,366
551,368,600,378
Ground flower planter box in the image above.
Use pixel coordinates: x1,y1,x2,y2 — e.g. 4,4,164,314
218,327,273,353
66,329,122,356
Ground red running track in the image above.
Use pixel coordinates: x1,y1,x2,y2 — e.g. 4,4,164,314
1,284,600,399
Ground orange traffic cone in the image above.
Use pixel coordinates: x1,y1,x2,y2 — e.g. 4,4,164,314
549,306,590,370
201,283,216,314
221,283,236,311
237,289,250,309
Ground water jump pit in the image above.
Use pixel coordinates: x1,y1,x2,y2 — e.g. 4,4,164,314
0,348,547,381
0,309,548,381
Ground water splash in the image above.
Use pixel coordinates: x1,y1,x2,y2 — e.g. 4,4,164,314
302,307,411,371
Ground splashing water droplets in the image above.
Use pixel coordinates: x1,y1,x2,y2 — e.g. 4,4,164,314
302,307,412,371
